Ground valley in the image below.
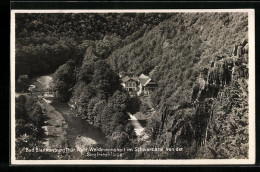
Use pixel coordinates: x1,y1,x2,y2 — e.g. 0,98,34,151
14,12,250,160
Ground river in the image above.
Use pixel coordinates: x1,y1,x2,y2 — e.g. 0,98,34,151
47,98,106,156
36,75,148,157
34,76,106,157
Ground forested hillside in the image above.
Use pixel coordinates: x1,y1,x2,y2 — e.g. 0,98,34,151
106,13,249,159
15,12,249,159
15,13,172,78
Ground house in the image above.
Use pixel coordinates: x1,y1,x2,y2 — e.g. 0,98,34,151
138,74,157,96
121,74,139,92
120,72,157,96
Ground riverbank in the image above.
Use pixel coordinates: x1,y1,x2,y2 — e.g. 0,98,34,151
33,75,106,158
49,99,106,158
35,95,106,159
37,98,68,149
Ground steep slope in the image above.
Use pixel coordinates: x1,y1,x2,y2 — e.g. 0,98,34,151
106,13,249,159
107,13,248,106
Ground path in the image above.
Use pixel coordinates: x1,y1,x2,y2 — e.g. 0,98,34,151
127,112,149,141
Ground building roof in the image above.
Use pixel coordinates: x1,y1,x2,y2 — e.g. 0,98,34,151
122,76,130,82
132,76,139,81
138,73,157,86
145,79,157,86
122,76,139,83
139,73,150,79
139,73,150,86
141,78,151,86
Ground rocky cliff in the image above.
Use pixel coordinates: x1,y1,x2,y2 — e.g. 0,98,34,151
148,38,249,159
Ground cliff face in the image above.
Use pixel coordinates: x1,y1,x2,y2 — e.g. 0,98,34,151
195,38,249,159
192,37,248,103
151,38,249,159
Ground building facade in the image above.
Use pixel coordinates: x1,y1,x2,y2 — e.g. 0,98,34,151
121,73,157,96
121,75,139,92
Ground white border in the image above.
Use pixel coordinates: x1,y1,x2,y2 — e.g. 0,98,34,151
10,9,255,165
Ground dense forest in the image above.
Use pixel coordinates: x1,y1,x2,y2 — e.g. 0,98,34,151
15,13,172,78
16,95,55,160
15,12,249,159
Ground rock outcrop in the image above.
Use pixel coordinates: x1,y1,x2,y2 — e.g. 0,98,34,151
192,37,248,102
148,37,249,159
190,38,249,157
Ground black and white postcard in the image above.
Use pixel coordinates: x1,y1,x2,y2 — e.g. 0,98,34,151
11,9,255,165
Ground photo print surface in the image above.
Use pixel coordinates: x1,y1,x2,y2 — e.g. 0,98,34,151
11,9,255,165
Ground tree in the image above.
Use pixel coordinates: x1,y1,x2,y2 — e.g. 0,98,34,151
127,96,141,114
91,60,122,97
108,131,130,148
78,61,95,84
52,60,76,102
17,75,29,92
15,96,52,160
15,95,27,120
